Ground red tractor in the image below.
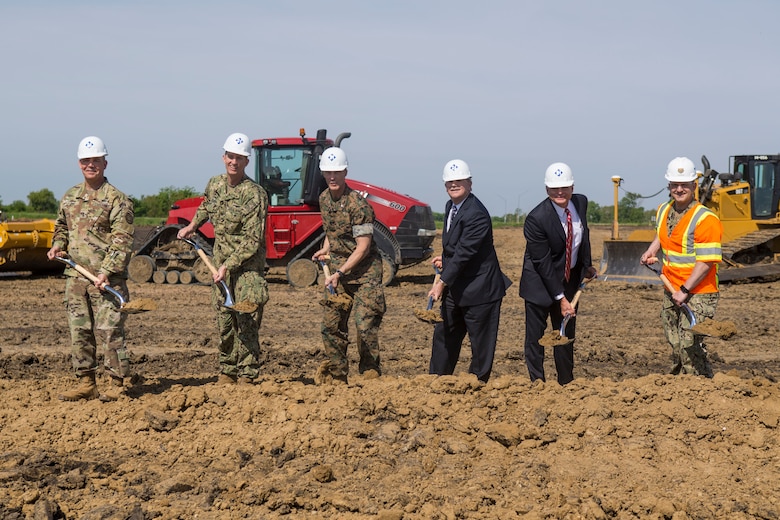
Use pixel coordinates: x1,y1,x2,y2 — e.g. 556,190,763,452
129,129,437,286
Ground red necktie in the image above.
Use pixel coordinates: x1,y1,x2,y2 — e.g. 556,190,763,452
564,208,573,282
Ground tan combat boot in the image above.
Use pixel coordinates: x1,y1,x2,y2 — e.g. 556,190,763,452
58,373,99,401
99,376,125,402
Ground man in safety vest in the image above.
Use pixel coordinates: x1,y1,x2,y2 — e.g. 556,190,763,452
640,157,723,377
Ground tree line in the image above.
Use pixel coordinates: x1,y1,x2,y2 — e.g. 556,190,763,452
434,191,656,226
3,188,654,225
0,187,199,219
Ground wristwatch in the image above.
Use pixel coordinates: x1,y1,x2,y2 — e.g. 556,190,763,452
679,285,690,295
335,270,345,278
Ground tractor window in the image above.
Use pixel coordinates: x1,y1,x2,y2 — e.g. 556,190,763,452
255,147,308,206
751,162,775,217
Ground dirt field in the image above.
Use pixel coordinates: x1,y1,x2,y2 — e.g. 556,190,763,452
1,226,779,519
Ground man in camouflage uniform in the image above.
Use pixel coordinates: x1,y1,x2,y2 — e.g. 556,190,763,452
47,136,134,401
641,157,723,377
312,147,385,384
177,133,268,384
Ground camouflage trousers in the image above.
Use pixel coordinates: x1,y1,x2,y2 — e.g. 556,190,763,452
64,276,129,378
661,291,718,378
213,269,268,379
321,281,385,378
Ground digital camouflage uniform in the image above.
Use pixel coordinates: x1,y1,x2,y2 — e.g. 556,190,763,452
192,174,269,379
659,200,719,377
319,186,385,379
52,180,134,379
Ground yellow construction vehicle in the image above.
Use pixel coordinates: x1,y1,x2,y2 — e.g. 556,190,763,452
0,214,64,275
601,154,780,284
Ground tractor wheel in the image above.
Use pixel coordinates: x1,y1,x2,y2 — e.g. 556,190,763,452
286,258,319,288
380,249,397,286
128,255,155,283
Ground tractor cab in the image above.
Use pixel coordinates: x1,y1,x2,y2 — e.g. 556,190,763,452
253,128,341,208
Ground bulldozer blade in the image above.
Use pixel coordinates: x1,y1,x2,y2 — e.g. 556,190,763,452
600,240,662,284
719,263,780,283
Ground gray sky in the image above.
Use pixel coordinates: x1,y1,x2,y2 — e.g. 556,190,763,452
2,0,778,217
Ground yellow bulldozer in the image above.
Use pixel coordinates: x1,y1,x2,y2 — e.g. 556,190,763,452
0,213,64,275
601,154,780,284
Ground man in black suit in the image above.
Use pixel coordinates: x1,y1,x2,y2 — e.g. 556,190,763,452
428,159,511,382
519,162,597,385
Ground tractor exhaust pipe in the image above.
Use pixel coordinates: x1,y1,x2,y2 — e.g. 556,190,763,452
334,132,351,148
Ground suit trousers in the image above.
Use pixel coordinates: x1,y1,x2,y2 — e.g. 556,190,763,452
524,299,575,385
430,290,502,382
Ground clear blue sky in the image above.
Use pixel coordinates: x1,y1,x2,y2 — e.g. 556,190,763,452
2,1,779,217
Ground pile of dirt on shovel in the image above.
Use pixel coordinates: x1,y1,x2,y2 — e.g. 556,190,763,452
231,300,259,313
538,329,571,347
414,308,442,323
321,292,353,309
691,318,738,339
123,298,158,312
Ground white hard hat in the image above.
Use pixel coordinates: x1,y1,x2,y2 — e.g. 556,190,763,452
319,147,348,171
545,162,574,188
223,133,251,157
665,157,697,182
442,159,472,182
77,136,108,159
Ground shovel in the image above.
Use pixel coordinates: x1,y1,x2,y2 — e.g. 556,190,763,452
643,262,697,328
559,276,594,336
318,259,352,310
180,238,257,313
539,277,593,347
643,261,737,338
414,266,443,323
53,256,156,313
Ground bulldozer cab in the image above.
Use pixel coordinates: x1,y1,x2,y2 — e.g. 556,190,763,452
731,155,780,220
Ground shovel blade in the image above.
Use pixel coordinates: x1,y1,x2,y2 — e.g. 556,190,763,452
218,280,236,308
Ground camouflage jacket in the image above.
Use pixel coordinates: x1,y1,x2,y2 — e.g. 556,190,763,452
52,179,134,278
319,186,382,283
192,174,268,271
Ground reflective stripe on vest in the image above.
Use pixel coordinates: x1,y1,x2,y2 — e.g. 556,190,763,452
656,202,722,269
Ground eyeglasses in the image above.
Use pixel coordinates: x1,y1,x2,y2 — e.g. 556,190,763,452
668,182,694,190
79,158,104,165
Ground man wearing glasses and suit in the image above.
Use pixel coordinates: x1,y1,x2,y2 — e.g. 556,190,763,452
519,162,597,385
427,159,511,383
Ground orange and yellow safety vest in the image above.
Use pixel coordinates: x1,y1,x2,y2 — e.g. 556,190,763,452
656,201,722,293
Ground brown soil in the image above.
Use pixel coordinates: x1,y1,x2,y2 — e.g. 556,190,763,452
691,318,739,340
538,330,572,348
413,308,442,324
322,291,354,311
229,300,259,314
121,298,158,313
1,226,779,519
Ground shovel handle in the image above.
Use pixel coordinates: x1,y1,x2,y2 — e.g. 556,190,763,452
643,262,697,327
53,256,126,306
570,290,583,308
54,256,105,287
319,261,336,294
430,272,441,291
193,247,219,276
568,276,594,308
181,238,219,276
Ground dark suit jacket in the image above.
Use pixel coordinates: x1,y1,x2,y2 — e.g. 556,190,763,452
440,193,511,306
519,193,592,307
